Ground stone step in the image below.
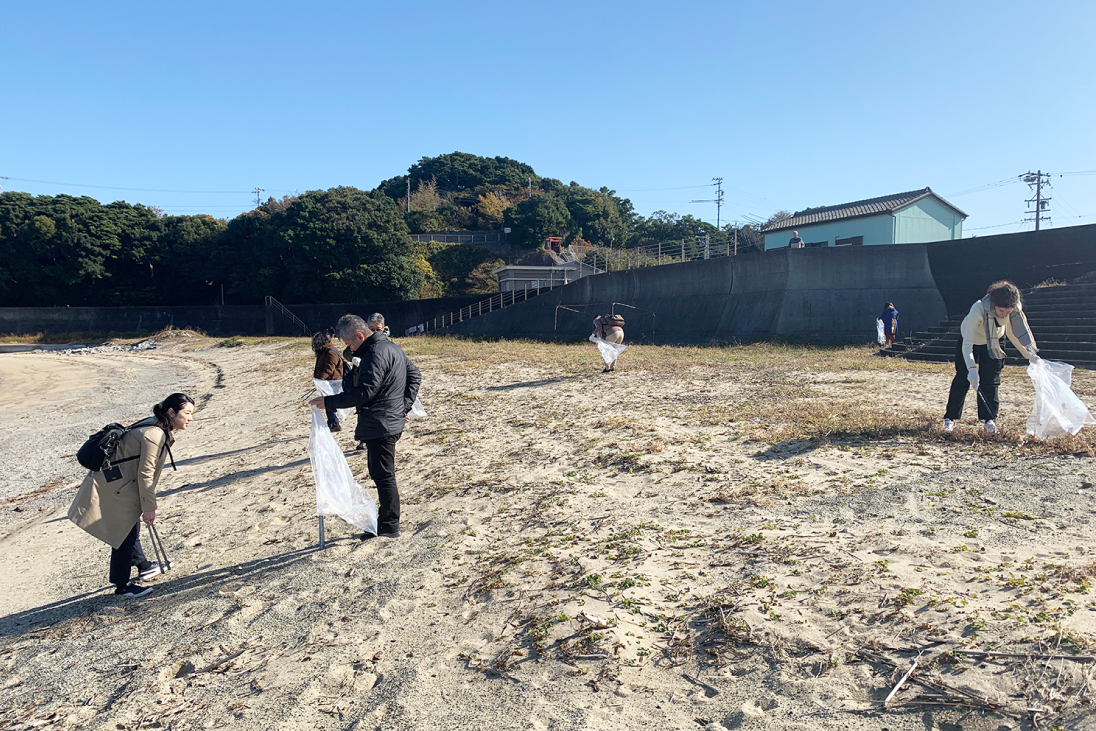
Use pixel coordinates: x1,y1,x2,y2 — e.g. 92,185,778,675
902,340,1096,362
1017,306,1096,315
1026,284,1096,296
921,326,1096,340
1025,316,1096,325
1025,302,1096,310
927,338,1096,349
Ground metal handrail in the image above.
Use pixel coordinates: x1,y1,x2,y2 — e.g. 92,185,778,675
407,283,560,335
265,295,310,335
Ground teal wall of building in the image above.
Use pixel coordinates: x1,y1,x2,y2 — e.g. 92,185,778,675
764,198,964,250
894,197,963,243
763,214,894,250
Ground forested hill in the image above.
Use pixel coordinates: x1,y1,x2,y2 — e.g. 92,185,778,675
0,152,761,308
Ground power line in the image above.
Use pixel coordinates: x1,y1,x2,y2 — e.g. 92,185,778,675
965,220,1026,231
2,176,271,195
614,183,715,192
1052,190,1085,219
944,176,1022,198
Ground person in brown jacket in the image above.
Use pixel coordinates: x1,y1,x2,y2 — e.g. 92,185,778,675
69,393,194,598
313,331,346,431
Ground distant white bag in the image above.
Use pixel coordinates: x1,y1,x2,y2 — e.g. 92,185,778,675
313,378,353,422
1026,358,1096,439
589,333,627,366
408,396,427,419
308,405,378,534
875,319,885,346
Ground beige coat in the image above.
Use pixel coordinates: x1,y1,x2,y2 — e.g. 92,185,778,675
68,417,174,549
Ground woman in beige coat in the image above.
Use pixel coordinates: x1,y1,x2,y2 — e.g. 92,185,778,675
69,393,194,598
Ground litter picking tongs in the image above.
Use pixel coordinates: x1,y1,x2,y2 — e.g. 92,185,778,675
975,386,998,424
146,522,172,572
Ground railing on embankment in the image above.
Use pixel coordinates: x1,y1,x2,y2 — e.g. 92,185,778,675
265,295,310,335
407,284,562,335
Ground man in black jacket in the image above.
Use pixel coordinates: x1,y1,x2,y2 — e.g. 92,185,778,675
309,313,422,539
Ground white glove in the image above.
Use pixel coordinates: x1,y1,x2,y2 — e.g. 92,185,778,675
967,369,980,391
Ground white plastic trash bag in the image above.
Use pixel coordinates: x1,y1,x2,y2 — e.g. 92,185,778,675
875,319,885,346
1026,358,1096,439
408,396,427,419
589,333,627,366
308,405,378,534
313,378,353,422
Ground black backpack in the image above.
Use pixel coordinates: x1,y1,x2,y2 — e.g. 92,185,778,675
77,423,138,472
78,419,177,474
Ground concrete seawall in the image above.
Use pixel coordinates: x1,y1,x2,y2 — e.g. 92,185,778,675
443,243,947,344
442,224,1096,344
0,295,487,338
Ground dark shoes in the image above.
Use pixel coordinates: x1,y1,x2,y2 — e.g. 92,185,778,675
115,584,153,598
360,528,402,541
328,421,342,433
355,442,367,451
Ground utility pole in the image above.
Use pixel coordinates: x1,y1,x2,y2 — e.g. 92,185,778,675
733,222,738,256
690,177,724,231
527,178,532,197
253,187,264,208
406,178,411,213
712,177,724,230
1022,171,1051,231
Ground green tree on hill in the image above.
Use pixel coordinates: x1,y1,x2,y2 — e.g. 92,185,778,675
504,194,571,248
215,187,423,304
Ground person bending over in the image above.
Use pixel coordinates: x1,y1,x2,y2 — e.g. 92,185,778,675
943,281,1038,434
69,393,195,598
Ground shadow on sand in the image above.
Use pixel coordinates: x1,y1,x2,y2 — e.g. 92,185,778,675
0,545,325,639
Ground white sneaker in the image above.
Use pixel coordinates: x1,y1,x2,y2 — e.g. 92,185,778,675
942,419,954,434
984,420,997,435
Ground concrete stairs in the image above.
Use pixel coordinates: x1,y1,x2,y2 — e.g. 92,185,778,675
882,273,1096,369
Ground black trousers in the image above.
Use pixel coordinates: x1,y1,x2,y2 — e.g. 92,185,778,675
365,433,402,534
109,522,147,588
945,341,1004,422
325,406,340,427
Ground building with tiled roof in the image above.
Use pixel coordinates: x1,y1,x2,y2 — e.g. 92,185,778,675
760,187,967,251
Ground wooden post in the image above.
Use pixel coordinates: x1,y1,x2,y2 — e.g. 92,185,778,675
681,239,685,262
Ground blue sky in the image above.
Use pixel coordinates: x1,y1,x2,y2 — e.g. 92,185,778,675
2,1,1094,234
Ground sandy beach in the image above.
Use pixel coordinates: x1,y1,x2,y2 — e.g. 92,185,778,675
1,333,1094,730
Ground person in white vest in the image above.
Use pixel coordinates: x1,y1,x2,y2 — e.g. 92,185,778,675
943,281,1038,434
